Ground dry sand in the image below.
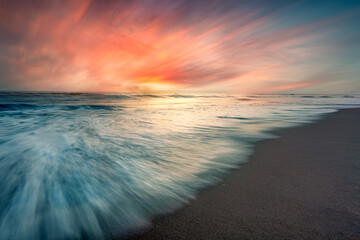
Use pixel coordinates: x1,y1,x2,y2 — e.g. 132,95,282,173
124,108,360,240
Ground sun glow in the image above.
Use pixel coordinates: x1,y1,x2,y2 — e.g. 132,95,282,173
0,0,359,93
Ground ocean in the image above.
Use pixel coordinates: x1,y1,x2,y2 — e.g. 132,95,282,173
0,92,358,239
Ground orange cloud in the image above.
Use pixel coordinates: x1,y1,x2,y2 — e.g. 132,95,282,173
0,0,358,93
260,81,321,92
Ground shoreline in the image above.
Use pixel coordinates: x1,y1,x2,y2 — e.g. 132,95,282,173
123,108,360,239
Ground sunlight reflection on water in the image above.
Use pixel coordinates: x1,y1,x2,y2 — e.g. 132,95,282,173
0,93,358,239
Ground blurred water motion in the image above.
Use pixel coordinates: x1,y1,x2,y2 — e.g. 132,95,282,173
0,93,358,239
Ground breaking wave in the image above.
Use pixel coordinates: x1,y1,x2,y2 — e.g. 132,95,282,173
0,93,358,239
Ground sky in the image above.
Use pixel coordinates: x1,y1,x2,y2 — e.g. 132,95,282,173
0,0,359,93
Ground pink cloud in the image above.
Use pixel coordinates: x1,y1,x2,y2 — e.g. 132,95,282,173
0,0,355,93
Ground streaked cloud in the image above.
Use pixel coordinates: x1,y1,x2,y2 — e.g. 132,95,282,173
0,0,359,93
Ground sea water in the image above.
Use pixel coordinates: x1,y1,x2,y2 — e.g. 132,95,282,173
0,92,358,239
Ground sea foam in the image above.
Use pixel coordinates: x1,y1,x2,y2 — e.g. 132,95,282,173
0,93,358,239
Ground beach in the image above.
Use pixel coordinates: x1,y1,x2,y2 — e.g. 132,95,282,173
126,108,360,240
2,93,358,239
1,0,360,239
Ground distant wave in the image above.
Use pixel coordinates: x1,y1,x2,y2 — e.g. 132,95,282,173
217,116,251,120
0,103,40,111
0,92,133,100
134,94,163,98
0,104,122,111
300,95,333,99
167,94,195,98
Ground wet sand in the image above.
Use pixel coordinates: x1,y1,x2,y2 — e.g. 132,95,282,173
124,108,360,240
